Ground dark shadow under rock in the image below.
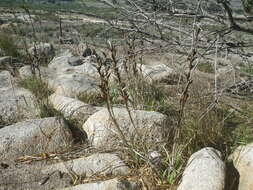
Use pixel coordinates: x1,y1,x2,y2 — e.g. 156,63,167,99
225,161,240,190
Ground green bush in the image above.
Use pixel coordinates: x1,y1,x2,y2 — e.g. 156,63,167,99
241,66,253,75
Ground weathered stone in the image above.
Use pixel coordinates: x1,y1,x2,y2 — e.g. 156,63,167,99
49,93,101,126
0,117,74,160
0,70,12,89
0,161,72,190
140,64,179,84
229,143,253,190
48,73,99,98
47,54,100,97
177,147,225,190
83,108,171,149
58,178,139,190
48,54,73,73
48,54,99,78
0,71,38,125
43,153,129,177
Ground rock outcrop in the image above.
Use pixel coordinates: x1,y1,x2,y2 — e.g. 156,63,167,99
0,71,38,125
0,117,74,160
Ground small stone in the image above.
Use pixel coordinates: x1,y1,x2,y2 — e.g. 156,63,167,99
68,57,83,66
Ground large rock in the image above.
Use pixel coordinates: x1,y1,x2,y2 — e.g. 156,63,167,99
0,71,38,125
47,54,100,97
140,64,179,84
48,54,73,73
48,54,99,78
59,178,139,190
43,153,129,177
177,147,225,190
83,108,171,149
0,161,72,190
0,117,74,160
49,94,101,126
48,73,99,97
229,143,253,190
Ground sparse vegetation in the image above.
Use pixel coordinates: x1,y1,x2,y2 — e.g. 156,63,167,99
1,0,253,189
197,62,214,73
0,32,20,58
241,65,253,75
77,92,104,106
19,76,59,118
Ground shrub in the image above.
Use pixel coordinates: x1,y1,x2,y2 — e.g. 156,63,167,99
0,32,20,57
77,92,104,106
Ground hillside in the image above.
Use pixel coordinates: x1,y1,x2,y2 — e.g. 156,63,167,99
0,0,253,190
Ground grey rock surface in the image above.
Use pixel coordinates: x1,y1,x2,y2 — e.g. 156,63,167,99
49,93,101,127
48,54,99,78
140,64,179,84
48,73,99,97
0,70,13,89
0,160,72,190
0,71,38,125
0,117,74,160
43,153,130,177
58,178,139,190
47,54,100,97
177,147,225,190
83,108,171,149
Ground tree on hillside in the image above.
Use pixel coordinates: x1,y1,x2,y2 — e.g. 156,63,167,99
99,0,253,60
96,0,253,121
